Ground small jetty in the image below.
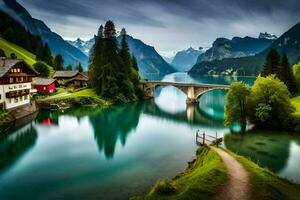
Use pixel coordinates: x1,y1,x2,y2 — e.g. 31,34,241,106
196,130,223,147
38,102,71,111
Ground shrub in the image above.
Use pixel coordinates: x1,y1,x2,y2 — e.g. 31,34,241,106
33,61,50,78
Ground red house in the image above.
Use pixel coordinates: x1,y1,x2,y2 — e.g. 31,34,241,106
32,78,56,93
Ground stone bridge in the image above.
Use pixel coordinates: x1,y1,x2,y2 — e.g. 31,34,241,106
140,80,229,104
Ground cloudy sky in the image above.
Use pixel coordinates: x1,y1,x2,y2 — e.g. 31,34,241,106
19,0,300,57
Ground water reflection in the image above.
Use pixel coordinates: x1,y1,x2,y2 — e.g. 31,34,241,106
0,124,37,175
88,103,143,159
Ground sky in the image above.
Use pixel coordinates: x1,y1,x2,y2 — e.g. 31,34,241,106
19,0,300,57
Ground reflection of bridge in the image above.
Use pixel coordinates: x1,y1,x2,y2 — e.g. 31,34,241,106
140,81,229,104
142,100,225,128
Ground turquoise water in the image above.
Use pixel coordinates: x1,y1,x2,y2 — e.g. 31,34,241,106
0,73,299,199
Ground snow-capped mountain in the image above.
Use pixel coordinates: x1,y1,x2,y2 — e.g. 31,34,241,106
68,38,94,56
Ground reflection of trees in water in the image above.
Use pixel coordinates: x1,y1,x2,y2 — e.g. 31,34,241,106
0,124,37,175
224,133,291,172
88,102,143,159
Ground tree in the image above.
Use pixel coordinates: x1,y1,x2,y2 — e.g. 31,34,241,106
36,43,53,66
2,27,16,43
131,55,139,71
292,62,300,91
76,62,83,72
10,53,17,59
0,48,6,57
66,65,73,71
248,75,295,129
279,53,297,93
89,21,141,102
224,82,250,133
33,61,50,78
104,21,117,39
53,54,64,70
261,48,280,77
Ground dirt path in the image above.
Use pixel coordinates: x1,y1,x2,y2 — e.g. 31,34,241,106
211,147,251,200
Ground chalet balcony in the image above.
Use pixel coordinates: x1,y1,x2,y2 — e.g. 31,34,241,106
5,89,30,98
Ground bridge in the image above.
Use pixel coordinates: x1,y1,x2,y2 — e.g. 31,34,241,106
140,81,230,104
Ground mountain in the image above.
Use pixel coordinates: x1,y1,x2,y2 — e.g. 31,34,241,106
119,35,176,78
0,0,88,69
259,32,278,40
197,36,275,63
162,56,174,64
171,47,204,71
67,38,94,56
69,35,175,77
189,23,300,76
0,37,54,75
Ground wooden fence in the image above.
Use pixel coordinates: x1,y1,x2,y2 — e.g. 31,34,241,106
196,130,223,147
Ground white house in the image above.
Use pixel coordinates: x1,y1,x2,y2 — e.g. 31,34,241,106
0,58,38,110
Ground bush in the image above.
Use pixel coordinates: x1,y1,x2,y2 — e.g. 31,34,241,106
248,75,295,129
33,61,50,78
151,180,177,195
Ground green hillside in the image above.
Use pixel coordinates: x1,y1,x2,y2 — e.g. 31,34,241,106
0,37,54,76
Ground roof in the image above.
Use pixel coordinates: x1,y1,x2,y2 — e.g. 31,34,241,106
66,72,89,82
0,58,38,78
32,78,56,86
53,70,79,78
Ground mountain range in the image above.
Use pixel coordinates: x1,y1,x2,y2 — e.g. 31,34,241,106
0,0,89,69
197,35,275,63
189,24,300,76
171,47,205,71
69,36,175,77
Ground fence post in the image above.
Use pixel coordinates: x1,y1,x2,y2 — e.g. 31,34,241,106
203,132,205,145
216,132,218,147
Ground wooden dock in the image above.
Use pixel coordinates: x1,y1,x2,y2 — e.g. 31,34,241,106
196,130,223,147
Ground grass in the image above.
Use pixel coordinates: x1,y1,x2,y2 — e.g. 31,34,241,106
0,110,14,130
132,147,228,200
38,88,110,106
224,149,300,200
224,131,292,173
0,37,54,77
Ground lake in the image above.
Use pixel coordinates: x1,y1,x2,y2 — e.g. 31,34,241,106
0,73,299,199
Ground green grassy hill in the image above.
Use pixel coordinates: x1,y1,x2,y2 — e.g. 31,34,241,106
0,37,54,76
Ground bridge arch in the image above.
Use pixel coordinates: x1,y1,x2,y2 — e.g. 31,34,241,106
140,81,229,104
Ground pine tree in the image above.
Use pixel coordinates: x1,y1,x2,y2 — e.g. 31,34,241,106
89,21,141,101
279,53,297,93
262,48,281,77
0,48,6,57
131,55,138,71
53,54,64,70
66,65,73,71
43,43,53,66
76,62,83,72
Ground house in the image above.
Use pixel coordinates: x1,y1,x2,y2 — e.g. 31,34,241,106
53,71,88,88
32,78,56,93
0,58,38,110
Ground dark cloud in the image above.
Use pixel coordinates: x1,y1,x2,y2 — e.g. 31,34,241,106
18,0,300,56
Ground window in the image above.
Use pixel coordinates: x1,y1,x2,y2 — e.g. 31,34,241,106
24,95,28,100
9,78,14,84
8,98,11,104
14,98,18,103
19,96,22,101
17,68,20,73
